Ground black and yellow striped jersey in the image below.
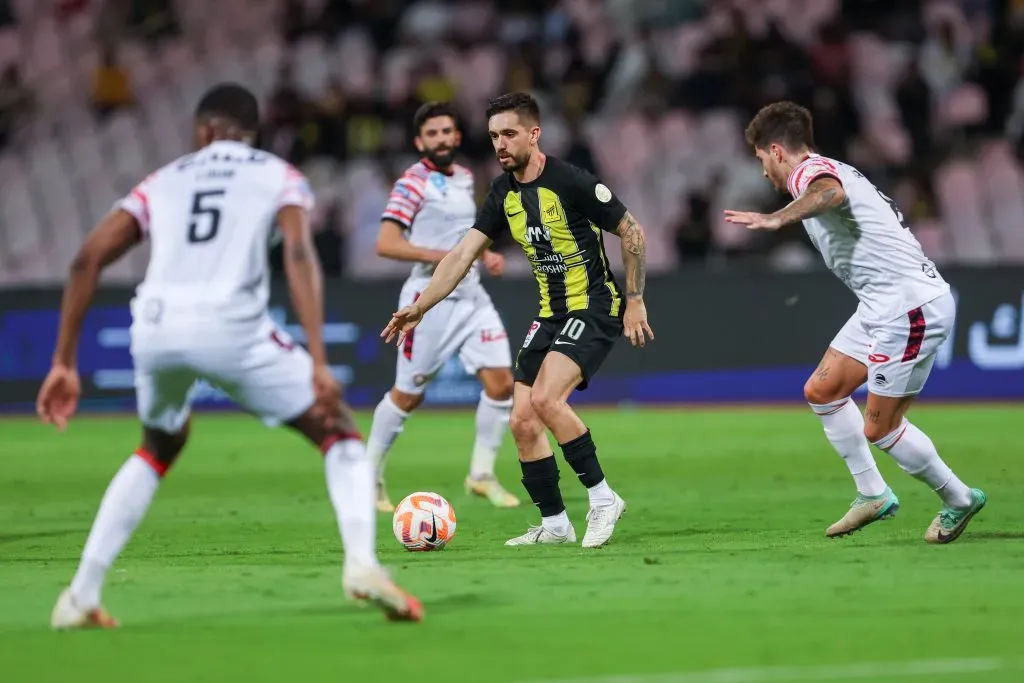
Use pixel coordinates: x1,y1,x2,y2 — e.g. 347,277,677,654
473,157,626,320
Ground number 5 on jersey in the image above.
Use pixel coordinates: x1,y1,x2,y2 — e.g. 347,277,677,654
188,189,225,243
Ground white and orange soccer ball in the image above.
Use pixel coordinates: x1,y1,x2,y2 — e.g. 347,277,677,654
392,492,457,551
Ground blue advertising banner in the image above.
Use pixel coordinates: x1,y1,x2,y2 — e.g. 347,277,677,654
0,268,1021,413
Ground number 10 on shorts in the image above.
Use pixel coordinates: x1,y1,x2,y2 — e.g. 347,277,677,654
560,318,586,341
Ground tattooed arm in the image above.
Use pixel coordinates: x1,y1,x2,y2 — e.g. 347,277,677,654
614,211,654,346
770,177,846,226
616,211,647,299
723,177,846,230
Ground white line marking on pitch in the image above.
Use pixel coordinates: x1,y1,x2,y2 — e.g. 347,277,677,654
519,657,1010,683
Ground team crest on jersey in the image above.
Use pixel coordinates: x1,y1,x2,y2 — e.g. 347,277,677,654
430,173,447,195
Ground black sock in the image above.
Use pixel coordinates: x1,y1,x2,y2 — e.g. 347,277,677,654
560,429,605,488
520,456,565,517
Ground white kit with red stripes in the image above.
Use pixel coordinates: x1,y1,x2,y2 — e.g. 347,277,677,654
786,153,949,327
119,139,314,325
382,160,482,296
116,140,320,431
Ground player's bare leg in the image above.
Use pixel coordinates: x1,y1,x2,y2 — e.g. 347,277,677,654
367,387,424,512
805,347,900,537
505,381,575,545
466,367,518,507
531,352,625,548
863,393,986,544
53,424,189,629
288,403,423,621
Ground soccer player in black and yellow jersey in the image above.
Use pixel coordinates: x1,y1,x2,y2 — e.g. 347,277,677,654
383,93,653,548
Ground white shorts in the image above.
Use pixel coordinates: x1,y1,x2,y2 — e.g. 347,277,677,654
829,292,955,398
394,281,512,395
130,316,315,433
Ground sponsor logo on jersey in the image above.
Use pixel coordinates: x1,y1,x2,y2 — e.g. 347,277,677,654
530,253,575,274
526,225,551,243
868,353,890,363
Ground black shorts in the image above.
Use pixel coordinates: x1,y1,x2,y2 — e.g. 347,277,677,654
514,310,623,391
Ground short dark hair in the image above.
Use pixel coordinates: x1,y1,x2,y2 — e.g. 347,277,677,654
744,101,815,151
413,101,459,135
485,92,540,126
195,83,260,132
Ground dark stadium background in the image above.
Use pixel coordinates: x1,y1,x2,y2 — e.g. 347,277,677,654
2,5,1024,683
0,0,1022,406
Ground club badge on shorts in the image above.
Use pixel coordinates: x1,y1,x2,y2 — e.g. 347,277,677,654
523,321,541,348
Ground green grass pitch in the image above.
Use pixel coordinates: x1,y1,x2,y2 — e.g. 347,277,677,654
1,405,1022,683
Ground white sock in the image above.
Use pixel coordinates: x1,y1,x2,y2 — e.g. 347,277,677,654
324,438,379,570
470,392,512,479
810,398,888,497
69,453,162,609
873,419,973,509
366,393,410,483
586,478,615,507
542,510,571,536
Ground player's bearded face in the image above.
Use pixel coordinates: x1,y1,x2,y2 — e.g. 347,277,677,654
756,147,789,192
489,113,535,172
416,116,460,168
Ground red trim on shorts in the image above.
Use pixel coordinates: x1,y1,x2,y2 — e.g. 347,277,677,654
270,329,296,351
902,307,926,362
320,432,364,455
402,293,421,360
134,447,170,477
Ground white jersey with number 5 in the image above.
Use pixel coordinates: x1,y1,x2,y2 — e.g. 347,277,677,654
117,139,314,325
787,154,949,326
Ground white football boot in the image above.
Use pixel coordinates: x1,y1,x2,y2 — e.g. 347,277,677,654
342,565,423,622
581,493,626,548
51,588,118,630
505,523,577,546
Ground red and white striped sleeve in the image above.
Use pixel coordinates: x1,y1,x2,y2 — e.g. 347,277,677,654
275,164,316,212
381,171,428,229
116,171,158,235
787,155,842,198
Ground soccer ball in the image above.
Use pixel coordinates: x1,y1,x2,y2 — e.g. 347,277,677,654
392,492,457,551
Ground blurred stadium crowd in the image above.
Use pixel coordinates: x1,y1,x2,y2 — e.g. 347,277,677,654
1,0,1024,284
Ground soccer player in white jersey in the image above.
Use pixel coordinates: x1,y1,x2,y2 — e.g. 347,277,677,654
37,84,422,628
724,101,986,544
369,101,519,511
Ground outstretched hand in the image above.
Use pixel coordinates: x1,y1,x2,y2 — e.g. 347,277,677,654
482,250,505,277
37,364,81,431
623,298,654,347
382,303,424,346
722,211,783,230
